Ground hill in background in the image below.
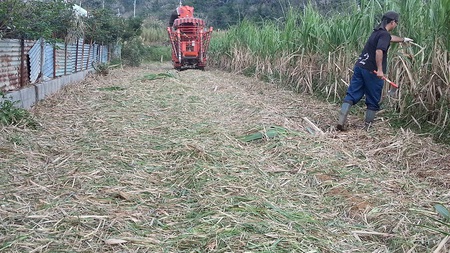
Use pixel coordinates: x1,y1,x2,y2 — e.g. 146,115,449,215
73,0,355,29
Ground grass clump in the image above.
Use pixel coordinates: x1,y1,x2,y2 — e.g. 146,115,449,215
92,62,115,76
0,92,38,128
122,37,147,67
138,72,176,81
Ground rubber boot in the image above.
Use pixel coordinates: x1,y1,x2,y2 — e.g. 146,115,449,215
364,109,376,131
336,102,352,131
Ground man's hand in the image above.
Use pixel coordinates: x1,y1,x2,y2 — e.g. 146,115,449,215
375,70,384,79
403,37,413,43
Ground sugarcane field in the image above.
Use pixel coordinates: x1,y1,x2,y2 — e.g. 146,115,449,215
1,0,449,252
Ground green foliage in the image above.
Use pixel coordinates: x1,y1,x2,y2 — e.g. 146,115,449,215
0,92,38,129
145,46,171,62
85,9,124,44
84,10,144,67
210,0,450,145
139,18,169,63
122,17,144,41
138,72,176,81
83,11,144,68
92,62,118,76
238,126,291,142
396,0,450,50
0,0,76,40
0,0,144,50
141,19,167,44
435,204,450,221
121,37,146,67
121,26,170,67
212,3,370,55
109,57,123,66
0,0,25,39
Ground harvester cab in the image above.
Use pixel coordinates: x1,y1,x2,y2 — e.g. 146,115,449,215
167,3,213,70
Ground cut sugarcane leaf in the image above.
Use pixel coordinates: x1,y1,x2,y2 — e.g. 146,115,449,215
239,132,264,142
238,126,289,142
435,204,450,220
105,239,128,245
140,72,176,81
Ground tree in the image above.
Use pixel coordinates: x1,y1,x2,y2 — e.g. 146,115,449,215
85,9,125,44
0,0,76,40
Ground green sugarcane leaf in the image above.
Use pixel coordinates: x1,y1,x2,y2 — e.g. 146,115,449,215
416,223,450,236
239,132,264,142
238,126,290,142
435,204,450,220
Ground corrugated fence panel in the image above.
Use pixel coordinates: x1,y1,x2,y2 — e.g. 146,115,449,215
67,43,77,73
88,44,95,70
96,44,102,63
43,42,54,79
1,38,109,91
91,44,97,67
55,42,66,77
76,39,85,71
21,40,33,85
29,39,42,84
83,44,92,70
0,39,21,91
93,44,98,63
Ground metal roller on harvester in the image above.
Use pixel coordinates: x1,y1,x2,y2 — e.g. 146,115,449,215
167,4,213,71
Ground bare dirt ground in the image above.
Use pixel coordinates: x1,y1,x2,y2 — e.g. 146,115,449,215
1,62,449,252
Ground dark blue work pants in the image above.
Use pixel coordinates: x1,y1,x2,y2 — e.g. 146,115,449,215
343,66,384,111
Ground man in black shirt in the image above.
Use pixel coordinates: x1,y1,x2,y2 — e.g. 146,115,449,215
337,11,413,131
169,9,179,27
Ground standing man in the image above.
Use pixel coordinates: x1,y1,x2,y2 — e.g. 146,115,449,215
336,11,413,131
169,9,179,27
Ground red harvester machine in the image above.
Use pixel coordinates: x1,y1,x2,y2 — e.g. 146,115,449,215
167,5,213,70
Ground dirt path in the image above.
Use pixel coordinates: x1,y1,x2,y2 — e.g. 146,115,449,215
1,62,449,252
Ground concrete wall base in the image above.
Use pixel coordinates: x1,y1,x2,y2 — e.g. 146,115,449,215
1,70,91,110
